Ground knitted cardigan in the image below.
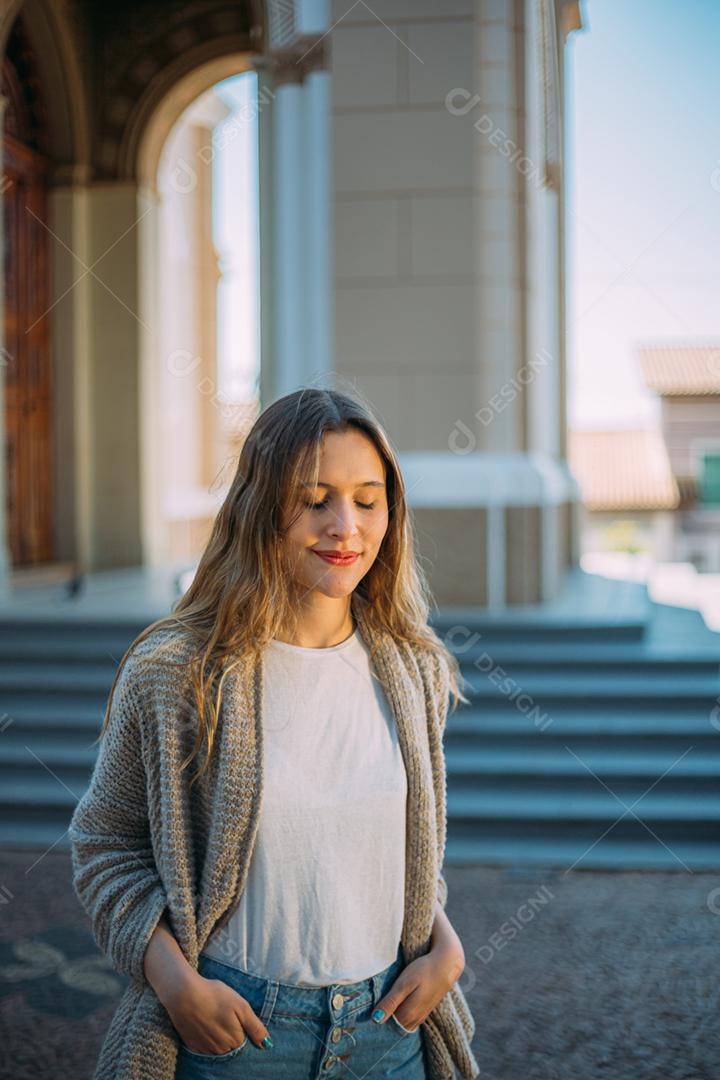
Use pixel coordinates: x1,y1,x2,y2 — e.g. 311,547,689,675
68,592,480,1080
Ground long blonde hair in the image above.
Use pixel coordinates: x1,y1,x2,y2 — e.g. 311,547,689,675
97,386,468,786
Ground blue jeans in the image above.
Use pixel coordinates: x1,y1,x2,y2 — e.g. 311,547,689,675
173,942,427,1079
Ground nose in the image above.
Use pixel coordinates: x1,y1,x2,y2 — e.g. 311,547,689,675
326,500,361,538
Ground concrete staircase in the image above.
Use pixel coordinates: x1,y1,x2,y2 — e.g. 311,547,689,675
432,586,720,871
1,569,719,869
0,618,148,850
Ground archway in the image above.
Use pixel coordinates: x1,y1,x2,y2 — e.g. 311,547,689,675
0,0,330,586
135,55,264,569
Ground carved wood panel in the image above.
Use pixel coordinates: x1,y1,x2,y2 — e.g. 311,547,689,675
3,125,54,566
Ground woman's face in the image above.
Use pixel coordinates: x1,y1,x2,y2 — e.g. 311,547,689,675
281,429,390,601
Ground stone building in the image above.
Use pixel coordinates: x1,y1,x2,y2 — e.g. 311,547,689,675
0,0,583,608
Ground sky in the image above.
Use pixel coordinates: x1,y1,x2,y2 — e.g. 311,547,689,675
565,0,720,430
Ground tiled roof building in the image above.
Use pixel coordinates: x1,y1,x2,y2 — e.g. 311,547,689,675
568,429,680,512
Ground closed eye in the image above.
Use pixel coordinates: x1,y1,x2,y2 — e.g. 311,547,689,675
304,499,376,511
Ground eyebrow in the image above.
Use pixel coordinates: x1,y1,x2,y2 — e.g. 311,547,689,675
299,480,385,489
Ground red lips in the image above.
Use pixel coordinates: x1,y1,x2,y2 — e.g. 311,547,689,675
312,550,361,565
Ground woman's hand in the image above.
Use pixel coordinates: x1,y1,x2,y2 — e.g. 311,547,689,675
371,940,465,1032
162,969,272,1054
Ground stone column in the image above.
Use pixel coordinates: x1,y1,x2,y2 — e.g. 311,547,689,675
256,10,332,407
329,0,583,607
84,183,146,569
49,166,94,578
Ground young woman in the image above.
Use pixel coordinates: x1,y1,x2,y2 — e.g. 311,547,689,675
69,387,479,1080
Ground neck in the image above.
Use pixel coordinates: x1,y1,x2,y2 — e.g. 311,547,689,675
274,595,356,649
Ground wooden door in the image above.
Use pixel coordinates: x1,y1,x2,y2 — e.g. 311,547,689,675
2,18,54,566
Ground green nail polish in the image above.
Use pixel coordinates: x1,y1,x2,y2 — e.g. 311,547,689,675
372,1009,385,1023
262,1035,273,1049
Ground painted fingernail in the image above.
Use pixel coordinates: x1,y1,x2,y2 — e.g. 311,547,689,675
262,1036,273,1049
372,1009,385,1023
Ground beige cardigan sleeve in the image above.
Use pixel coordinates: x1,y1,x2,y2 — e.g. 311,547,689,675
424,647,452,911
68,661,169,985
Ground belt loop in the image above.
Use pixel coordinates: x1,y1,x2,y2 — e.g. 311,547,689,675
260,978,279,1024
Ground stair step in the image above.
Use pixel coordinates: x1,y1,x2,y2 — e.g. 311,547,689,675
0,735,99,766
0,621,151,664
456,645,720,669
443,625,647,643
444,836,720,871
466,671,720,700
0,774,90,807
448,737,720,759
446,709,720,736
0,704,105,730
444,746,720,777
0,821,73,851
0,640,139,664
0,665,120,692
447,788,720,820
430,616,648,643
0,615,151,633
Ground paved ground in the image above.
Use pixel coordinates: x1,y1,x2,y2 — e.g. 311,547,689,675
0,851,718,1079
449,863,720,1080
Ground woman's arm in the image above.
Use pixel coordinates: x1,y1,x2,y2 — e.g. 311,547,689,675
370,900,465,1030
143,915,198,1007
144,916,274,1053
68,666,168,984
424,655,464,976
430,899,465,979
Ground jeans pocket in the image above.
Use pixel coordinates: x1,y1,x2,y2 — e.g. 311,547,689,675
390,1013,419,1036
179,1032,249,1060
184,955,264,1060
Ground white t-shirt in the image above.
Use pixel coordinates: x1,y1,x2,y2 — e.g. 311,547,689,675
201,625,408,986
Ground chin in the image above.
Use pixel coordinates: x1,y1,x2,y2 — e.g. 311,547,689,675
313,581,358,599
302,573,360,599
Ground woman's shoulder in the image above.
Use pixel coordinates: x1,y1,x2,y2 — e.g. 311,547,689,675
115,622,199,700
131,621,197,657
405,632,451,696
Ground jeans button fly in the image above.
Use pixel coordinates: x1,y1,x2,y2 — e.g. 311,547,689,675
331,993,344,1010
331,1027,343,1043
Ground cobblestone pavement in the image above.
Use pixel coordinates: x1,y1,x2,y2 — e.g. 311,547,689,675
450,864,720,1080
0,851,718,1079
